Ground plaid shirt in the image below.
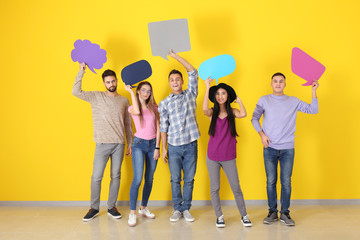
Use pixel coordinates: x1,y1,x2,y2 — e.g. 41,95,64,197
159,70,200,146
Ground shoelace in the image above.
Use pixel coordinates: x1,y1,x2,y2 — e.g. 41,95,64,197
243,216,250,222
268,211,275,217
218,215,224,222
143,208,151,214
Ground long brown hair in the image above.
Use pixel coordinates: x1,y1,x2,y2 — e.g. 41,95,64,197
136,81,158,126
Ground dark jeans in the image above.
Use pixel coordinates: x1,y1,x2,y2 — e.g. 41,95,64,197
263,147,295,214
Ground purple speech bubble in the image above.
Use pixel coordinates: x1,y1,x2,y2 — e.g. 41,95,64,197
291,47,326,86
71,39,107,74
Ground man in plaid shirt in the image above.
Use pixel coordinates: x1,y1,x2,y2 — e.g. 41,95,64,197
159,50,200,223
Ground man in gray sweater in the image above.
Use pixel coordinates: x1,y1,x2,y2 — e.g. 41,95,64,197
73,63,133,221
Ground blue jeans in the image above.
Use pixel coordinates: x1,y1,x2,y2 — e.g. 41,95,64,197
129,137,158,210
168,140,198,212
263,147,295,214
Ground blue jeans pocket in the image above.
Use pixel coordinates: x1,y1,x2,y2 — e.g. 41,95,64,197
132,137,143,145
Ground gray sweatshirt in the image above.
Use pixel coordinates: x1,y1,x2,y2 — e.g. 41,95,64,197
72,70,133,145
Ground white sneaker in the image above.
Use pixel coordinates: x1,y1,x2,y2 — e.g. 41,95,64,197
170,210,182,222
128,213,136,227
241,215,252,227
138,208,155,219
216,215,225,228
183,210,195,222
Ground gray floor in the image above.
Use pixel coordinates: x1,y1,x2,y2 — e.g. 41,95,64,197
0,204,359,240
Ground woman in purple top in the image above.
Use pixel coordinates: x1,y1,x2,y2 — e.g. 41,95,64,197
125,81,160,227
202,78,252,228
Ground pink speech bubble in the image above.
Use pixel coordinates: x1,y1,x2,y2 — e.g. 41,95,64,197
291,47,326,86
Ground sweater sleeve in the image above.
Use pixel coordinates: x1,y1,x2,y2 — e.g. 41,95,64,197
297,98,319,114
72,69,96,103
251,98,264,133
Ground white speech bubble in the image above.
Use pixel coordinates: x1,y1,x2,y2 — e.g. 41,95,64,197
148,19,191,60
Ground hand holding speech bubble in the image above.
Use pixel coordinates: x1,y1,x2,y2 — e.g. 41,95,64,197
199,55,236,84
148,19,191,60
291,47,326,86
121,60,152,87
71,39,107,74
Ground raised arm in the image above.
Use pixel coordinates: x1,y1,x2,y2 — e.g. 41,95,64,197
168,50,195,72
79,62,86,71
124,84,140,115
72,63,90,102
233,96,247,118
297,80,320,114
202,77,213,117
312,80,319,99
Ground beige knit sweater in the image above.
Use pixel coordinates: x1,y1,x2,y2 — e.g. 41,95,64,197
72,70,133,145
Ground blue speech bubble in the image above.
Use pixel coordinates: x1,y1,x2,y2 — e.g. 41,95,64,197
121,60,152,86
198,54,236,84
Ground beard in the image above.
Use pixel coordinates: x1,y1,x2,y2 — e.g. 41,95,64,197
107,86,117,92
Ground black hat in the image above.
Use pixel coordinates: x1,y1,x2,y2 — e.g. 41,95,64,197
209,83,237,103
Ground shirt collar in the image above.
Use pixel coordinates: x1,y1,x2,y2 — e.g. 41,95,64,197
169,91,185,98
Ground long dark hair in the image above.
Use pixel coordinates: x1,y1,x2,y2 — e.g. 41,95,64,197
136,81,158,127
208,89,238,137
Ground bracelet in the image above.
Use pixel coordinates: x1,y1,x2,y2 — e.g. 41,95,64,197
155,147,160,150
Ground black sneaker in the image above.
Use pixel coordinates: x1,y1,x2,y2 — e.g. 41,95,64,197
83,208,99,222
216,215,225,228
280,212,295,226
263,211,278,224
107,207,122,219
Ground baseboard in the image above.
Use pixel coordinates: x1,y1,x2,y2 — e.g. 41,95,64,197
0,199,359,206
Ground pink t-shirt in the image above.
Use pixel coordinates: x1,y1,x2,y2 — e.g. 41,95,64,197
128,105,157,140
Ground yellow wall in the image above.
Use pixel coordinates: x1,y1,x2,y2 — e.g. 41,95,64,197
1,0,359,201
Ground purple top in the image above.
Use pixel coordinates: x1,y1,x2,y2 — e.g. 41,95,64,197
251,94,319,150
207,116,237,161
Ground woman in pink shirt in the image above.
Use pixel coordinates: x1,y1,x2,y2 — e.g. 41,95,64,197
125,81,160,227
202,78,251,228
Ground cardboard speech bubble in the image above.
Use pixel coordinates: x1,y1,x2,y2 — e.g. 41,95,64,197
148,19,191,60
71,39,107,74
199,54,236,84
121,60,152,87
291,47,326,86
